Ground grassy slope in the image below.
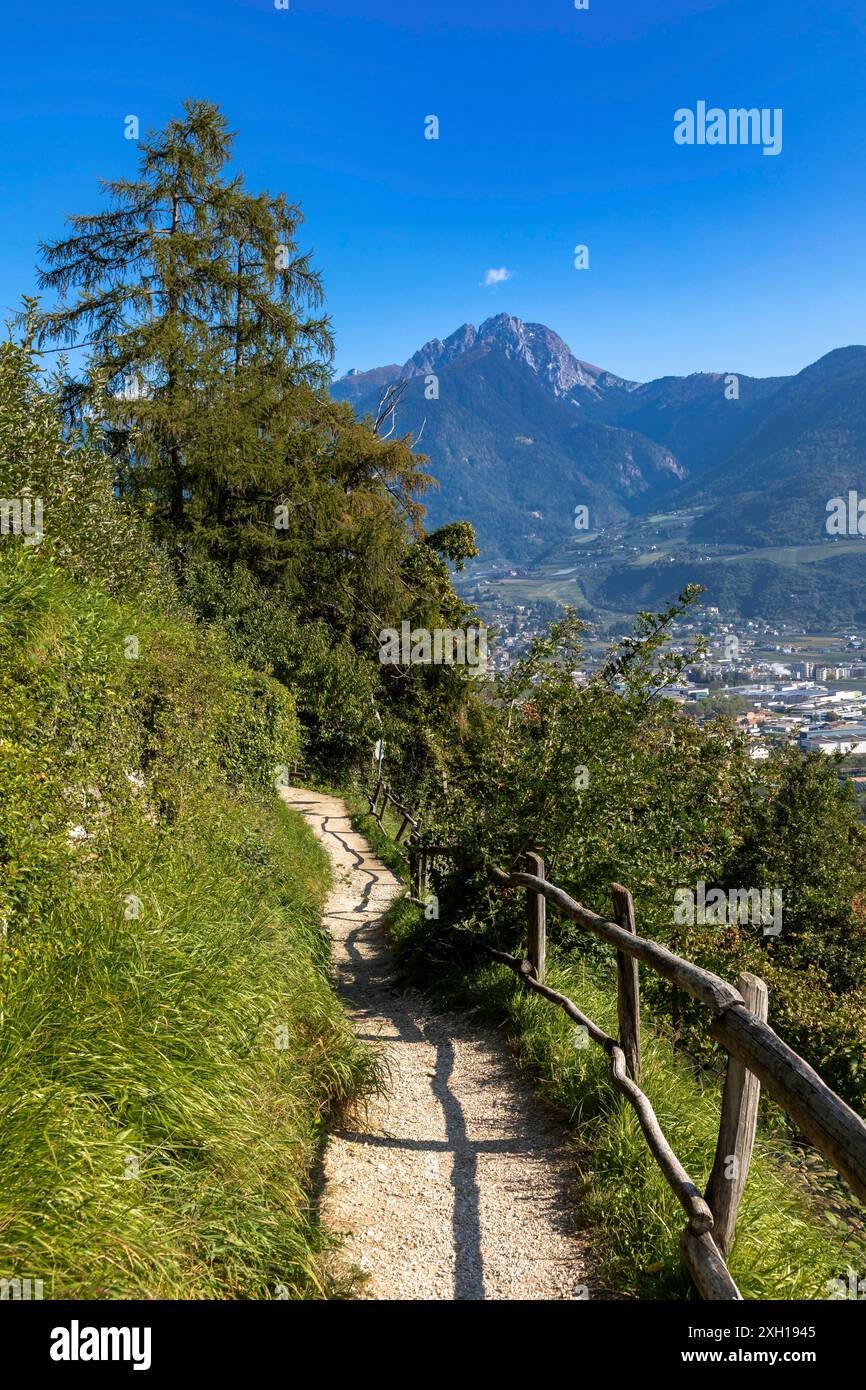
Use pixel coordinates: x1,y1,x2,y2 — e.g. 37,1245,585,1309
0,553,376,1299
342,793,865,1300
342,790,411,881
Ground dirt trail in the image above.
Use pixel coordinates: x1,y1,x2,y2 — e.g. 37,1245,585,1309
283,787,597,1301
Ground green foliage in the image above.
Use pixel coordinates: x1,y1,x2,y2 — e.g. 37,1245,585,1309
430,592,741,922
16,95,866,1303
687,693,750,719
182,557,377,781
424,521,479,571
0,336,172,603
398,588,866,1117
725,747,866,989
32,99,438,602
0,548,372,1297
35,100,332,548
28,99,481,792
0,338,372,1297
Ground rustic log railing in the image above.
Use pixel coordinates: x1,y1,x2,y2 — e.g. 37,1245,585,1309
367,779,451,899
368,777,418,845
364,780,866,1301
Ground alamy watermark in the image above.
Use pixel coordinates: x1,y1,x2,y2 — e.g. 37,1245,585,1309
378,621,488,677
0,496,43,546
674,103,782,157
826,1268,866,1299
1,1276,43,1300
826,491,866,536
50,1322,152,1370
674,881,782,936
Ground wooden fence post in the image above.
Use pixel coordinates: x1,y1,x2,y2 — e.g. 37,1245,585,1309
680,1228,743,1301
525,851,546,984
705,971,769,1256
611,883,641,1083
408,842,419,898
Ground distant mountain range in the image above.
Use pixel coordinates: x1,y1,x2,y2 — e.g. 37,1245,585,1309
332,315,866,626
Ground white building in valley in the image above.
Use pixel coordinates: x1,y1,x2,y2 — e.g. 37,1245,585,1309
799,723,866,756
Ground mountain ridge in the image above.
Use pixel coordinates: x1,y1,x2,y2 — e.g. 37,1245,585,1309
332,317,866,620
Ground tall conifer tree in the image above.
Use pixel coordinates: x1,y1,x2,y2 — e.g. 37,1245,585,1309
34,100,448,636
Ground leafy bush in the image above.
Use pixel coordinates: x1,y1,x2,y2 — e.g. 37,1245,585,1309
183,557,377,781
0,336,172,605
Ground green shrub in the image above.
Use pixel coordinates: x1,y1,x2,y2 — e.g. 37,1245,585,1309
0,338,172,605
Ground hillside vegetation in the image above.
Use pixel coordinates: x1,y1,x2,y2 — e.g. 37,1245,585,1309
351,600,866,1293
0,345,378,1297
4,99,866,1301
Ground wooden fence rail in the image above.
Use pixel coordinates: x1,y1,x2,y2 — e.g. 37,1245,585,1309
490,864,866,1210
365,778,866,1300
369,779,418,844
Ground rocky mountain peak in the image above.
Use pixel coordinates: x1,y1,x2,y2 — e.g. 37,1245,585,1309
398,313,634,399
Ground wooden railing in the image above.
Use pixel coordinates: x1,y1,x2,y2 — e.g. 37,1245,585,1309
365,781,866,1300
368,776,418,846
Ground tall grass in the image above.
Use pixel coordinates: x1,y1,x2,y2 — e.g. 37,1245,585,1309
1,792,379,1299
0,553,377,1298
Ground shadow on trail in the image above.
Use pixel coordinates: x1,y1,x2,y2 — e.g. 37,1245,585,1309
322,814,382,912
336,918,490,1299
292,788,583,1302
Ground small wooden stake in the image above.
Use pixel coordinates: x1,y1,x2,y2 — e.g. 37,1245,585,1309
611,883,641,1083
525,851,546,984
705,971,769,1256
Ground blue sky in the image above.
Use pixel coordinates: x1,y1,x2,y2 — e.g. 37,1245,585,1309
2,0,865,382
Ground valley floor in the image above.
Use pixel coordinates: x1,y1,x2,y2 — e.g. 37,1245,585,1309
284,787,602,1300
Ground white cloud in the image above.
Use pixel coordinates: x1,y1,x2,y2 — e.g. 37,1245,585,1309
482,266,512,287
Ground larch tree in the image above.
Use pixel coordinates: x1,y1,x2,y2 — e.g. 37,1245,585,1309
33,99,435,626
35,101,238,542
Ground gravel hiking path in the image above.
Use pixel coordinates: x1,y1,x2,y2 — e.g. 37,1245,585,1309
283,786,602,1302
